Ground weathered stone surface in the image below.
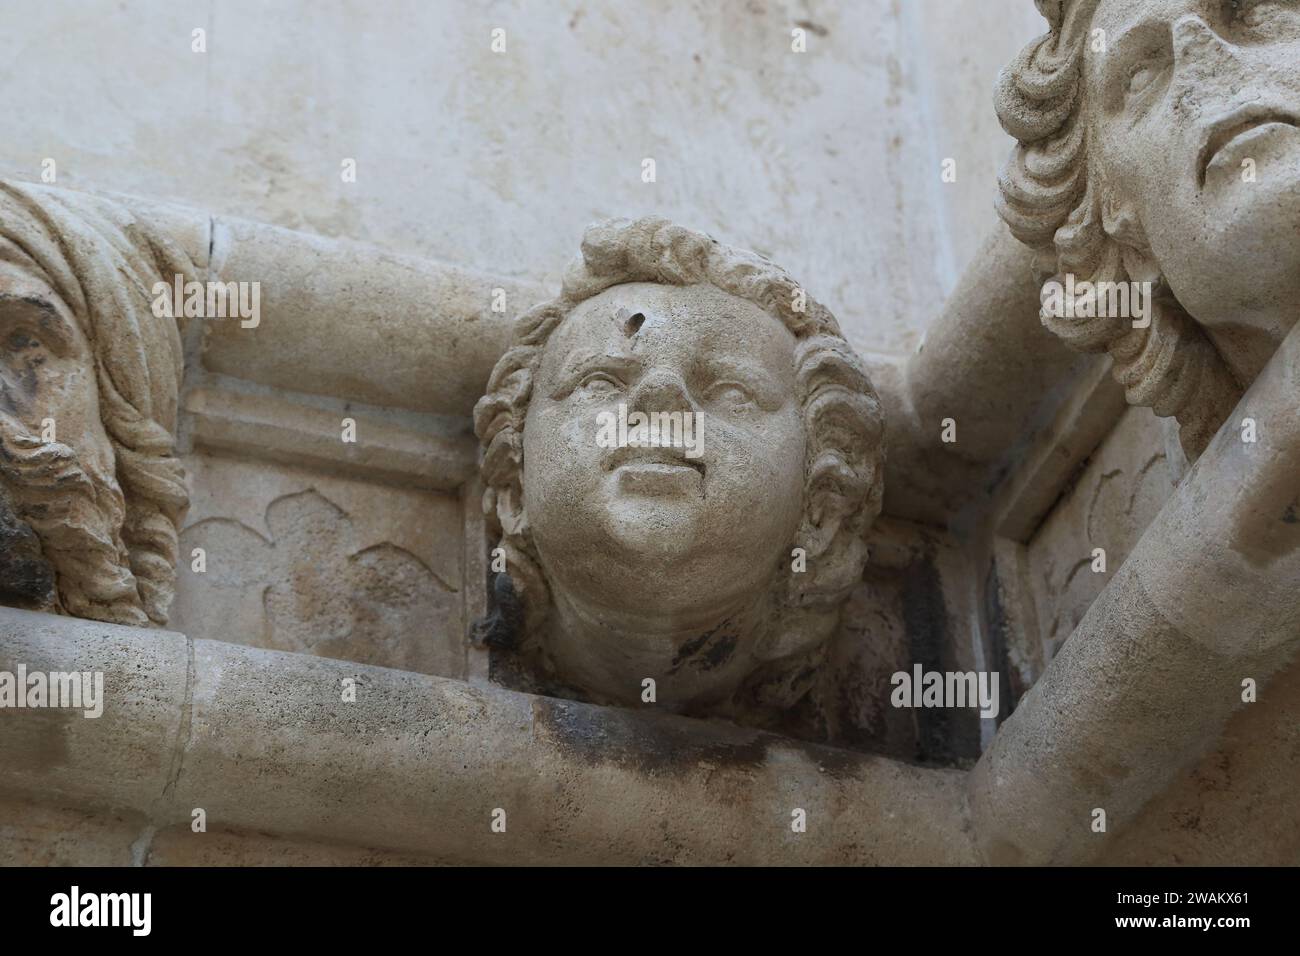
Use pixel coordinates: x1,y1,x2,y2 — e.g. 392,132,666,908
183,383,477,492
1097,649,1300,865
970,314,1300,864
825,517,986,764
4,0,1298,869
1024,406,1177,663
170,453,466,678
0,609,189,812
142,826,447,867
0,607,976,866
0,490,54,611
202,216,545,417
0,796,146,866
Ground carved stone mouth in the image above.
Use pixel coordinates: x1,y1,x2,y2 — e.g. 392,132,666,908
606,444,705,477
1199,109,1298,186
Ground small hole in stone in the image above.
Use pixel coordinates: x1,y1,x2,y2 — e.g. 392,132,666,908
624,311,646,336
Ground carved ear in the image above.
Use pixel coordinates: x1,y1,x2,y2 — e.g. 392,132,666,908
478,447,549,634
475,356,532,544
788,336,885,608
475,379,550,636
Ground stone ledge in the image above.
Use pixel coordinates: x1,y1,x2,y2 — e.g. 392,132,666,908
0,607,975,866
183,382,477,492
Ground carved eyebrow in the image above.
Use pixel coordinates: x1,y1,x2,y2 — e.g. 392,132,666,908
1107,17,1170,54
548,351,642,399
1104,15,1171,70
1092,14,1174,113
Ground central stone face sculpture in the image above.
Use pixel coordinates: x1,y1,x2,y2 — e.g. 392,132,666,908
475,217,885,721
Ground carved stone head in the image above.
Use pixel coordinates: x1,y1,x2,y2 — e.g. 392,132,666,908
0,182,191,626
997,0,1300,457
474,217,885,719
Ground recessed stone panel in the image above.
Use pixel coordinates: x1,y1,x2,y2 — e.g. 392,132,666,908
170,452,466,678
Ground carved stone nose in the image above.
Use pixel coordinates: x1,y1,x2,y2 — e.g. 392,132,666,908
626,370,693,415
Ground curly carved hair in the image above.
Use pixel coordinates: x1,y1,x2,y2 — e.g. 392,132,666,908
996,0,1242,458
473,217,885,711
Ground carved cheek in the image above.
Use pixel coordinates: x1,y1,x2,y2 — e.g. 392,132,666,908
524,400,592,494
775,413,809,495
29,358,102,456
1093,129,1135,201
39,360,84,420
711,409,803,497
534,397,591,458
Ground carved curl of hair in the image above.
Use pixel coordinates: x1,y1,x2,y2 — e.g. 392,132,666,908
995,0,1241,458
473,217,885,711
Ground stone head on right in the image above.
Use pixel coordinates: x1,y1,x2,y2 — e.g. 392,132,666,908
997,0,1300,458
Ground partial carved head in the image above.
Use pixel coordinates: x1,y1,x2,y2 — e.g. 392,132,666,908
0,182,192,627
997,0,1300,457
474,217,884,716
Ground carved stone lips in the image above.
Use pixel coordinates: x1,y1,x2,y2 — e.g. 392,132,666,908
1199,108,1299,186
606,443,705,477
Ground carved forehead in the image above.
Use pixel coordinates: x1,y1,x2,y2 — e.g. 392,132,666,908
538,282,798,382
1091,0,1210,33
1092,0,1169,29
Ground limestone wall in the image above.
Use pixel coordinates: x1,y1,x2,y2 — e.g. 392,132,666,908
0,0,1043,356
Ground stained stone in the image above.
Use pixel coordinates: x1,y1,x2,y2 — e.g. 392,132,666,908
2,0,1299,867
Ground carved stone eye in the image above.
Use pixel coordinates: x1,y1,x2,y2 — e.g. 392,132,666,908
706,381,755,408
578,372,622,396
1127,63,1160,98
